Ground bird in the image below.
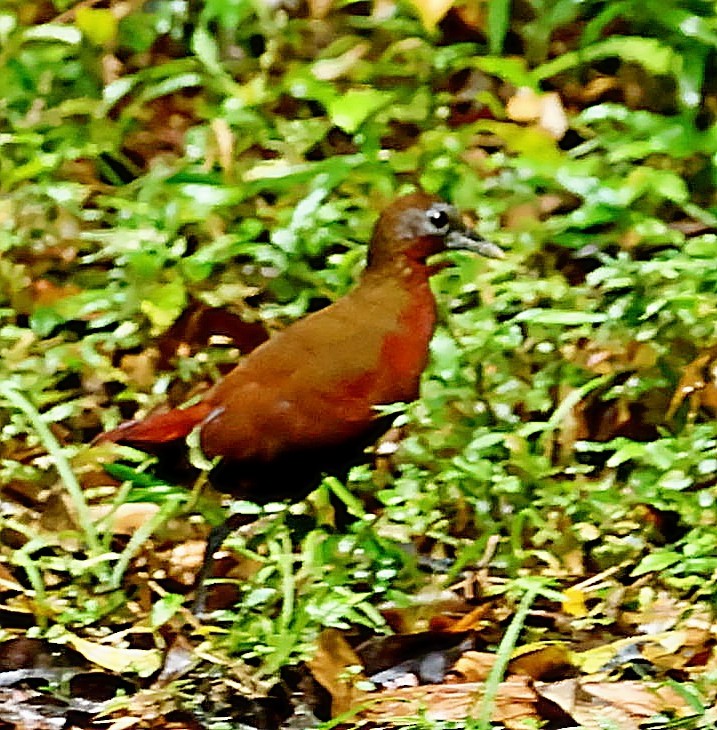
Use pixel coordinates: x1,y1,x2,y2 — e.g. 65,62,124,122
99,191,502,491
97,192,502,604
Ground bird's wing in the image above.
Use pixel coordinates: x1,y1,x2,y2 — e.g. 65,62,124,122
200,286,410,461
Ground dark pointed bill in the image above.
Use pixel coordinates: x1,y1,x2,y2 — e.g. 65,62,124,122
446,228,504,259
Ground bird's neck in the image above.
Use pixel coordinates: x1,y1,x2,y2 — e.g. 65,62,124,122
362,256,434,288
359,256,438,381
360,258,436,331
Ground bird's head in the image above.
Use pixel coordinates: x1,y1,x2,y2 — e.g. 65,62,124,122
367,191,504,270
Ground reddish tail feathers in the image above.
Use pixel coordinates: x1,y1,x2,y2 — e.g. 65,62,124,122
97,401,215,445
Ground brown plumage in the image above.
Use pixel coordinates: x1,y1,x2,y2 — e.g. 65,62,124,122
98,192,502,499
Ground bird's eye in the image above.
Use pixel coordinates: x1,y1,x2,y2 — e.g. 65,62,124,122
426,208,450,233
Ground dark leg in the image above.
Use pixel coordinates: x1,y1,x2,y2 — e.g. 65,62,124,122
192,511,258,615
193,421,393,613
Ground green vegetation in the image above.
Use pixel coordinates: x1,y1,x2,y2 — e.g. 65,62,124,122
1,0,717,726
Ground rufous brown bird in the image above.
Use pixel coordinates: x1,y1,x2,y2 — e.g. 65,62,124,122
99,192,503,501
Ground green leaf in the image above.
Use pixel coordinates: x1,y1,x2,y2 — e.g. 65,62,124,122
192,26,221,74
514,309,608,325
328,89,393,133
29,307,64,338
406,0,453,31
141,72,204,102
631,551,681,577
140,277,187,333
469,432,506,451
76,8,118,46
658,469,692,491
533,36,677,81
476,121,565,169
623,167,689,204
657,7,717,48
244,587,277,608
151,594,185,628
487,0,511,55
286,68,338,107
118,13,159,53
474,55,537,89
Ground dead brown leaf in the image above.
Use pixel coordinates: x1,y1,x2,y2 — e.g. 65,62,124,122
164,540,207,587
312,42,370,81
667,346,717,419
509,642,574,680
537,678,692,730
157,301,269,367
307,0,334,19
90,503,161,535
447,651,495,683
441,604,493,633
0,562,24,593
308,629,367,716
355,677,538,728
31,278,81,305
119,351,159,390
506,88,569,139
66,633,162,676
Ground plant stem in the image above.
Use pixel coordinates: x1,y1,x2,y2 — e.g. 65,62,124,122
0,384,108,579
472,579,545,729
111,496,184,588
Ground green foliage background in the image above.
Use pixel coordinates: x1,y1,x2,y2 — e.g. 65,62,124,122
2,0,717,702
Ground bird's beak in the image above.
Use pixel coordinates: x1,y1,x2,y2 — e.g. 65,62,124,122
446,228,504,259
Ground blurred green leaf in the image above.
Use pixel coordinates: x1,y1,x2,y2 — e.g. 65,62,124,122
632,551,682,577
139,277,188,333
76,8,118,46
514,309,607,325
328,89,393,133
533,36,677,80
488,0,511,55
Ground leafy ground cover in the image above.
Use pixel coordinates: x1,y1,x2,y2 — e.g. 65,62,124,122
1,0,717,727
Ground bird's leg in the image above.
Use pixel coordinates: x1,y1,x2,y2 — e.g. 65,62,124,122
192,511,259,615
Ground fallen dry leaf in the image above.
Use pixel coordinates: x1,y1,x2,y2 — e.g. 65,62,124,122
667,346,717,419
508,642,573,680
312,42,370,81
562,586,588,617
356,677,538,729
0,562,24,592
572,631,676,674
165,539,207,586
119,350,159,390
447,651,495,682
506,88,569,139
308,629,367,716
31,278,81,305
537,678,692,730
210,118,235,175
440,604,492,632
66,634,162,677
307,0,334,19
640,627,712,670
90,503,161,535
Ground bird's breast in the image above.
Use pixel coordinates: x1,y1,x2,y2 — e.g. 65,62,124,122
333,270,437,408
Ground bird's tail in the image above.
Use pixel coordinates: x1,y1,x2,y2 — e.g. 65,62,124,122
96,401,215,445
